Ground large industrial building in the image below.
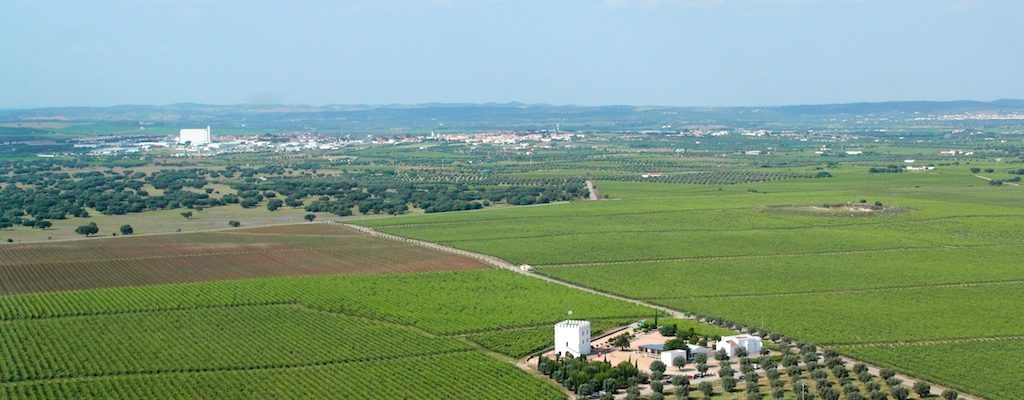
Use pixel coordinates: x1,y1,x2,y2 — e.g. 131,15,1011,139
178,126,212,145
554,320,591,357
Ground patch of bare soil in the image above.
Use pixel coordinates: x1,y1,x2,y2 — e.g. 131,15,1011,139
760,202,910,217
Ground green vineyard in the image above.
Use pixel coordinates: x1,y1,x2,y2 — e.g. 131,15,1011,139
2,352,565,400
0,268,651,399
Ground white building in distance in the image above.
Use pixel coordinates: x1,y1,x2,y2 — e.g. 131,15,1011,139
716,334,762,358
179,126,212,145
554,320,591,357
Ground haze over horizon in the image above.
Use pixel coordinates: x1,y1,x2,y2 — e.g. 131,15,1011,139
2,0,1023,109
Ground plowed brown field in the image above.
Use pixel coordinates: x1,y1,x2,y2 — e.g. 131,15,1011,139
0,224,485,295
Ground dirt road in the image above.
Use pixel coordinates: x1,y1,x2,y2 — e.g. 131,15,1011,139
586,180,600,200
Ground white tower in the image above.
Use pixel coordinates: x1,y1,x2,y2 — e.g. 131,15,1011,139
554,320,591,357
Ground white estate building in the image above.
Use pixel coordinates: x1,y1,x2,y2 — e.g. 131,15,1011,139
660,349,687,366
178,126,212,145
554,320,591,357
716,334,762,358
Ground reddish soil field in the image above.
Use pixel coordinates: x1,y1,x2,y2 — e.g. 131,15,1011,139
0,224,486,295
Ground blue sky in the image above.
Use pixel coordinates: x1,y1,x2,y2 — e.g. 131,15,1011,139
1,0,1022,108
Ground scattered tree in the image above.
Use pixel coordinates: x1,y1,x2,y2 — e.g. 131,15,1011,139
180,211,193,219
672,354,687,370
304,213,317,222
119,224,133,235
650,360,667,376
651,380,664,394
229,220,241,227
267,198,284,211
659,323,678,336
891,384,910,400
577,383,593,399
671,375,689,390
610,333,633,350
722,376,736,392
698,381,714,397
941,389,959,400
913,381,931,398
75,222,99,237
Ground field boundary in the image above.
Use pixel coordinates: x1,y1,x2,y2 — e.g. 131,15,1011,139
347,223,985,400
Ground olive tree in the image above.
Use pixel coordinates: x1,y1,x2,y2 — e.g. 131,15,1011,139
913,381,931,398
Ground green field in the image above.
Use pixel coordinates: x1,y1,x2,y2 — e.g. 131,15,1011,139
356,166,1024,399
0,268,651,398
839,339,1024,400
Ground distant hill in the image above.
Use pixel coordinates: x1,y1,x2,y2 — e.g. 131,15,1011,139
1,99,1021,136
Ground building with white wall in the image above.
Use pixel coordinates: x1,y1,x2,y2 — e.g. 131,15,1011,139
686,344,712,360
554,320,591,357
178,126,212,145
660,349,687,366
716,334,762,358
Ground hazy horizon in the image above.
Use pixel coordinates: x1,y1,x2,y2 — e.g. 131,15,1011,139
4,97,1024,112
2,0,1023,108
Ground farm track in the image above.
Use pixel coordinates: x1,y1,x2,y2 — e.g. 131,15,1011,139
585,180,600,200
975,174,1021,186
347,223,986,400
643,278,1024,300
218,231,365,238
536,243,1003,268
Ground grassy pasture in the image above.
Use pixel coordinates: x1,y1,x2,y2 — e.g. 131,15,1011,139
0,204,324,243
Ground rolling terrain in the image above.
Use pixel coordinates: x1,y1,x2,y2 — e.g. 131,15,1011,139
0,223,651,399
357,165,1024,399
